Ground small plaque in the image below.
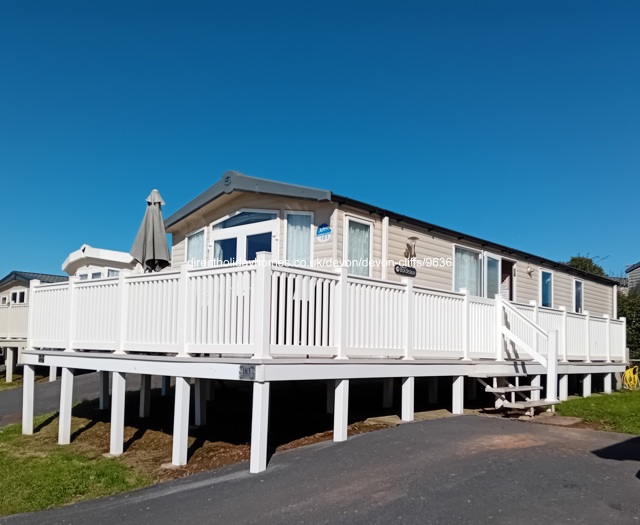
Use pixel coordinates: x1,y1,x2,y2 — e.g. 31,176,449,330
239,365,255,380
394,264,417,278
38,355,45,364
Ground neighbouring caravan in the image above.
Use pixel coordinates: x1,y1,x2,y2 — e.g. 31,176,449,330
165,171,618,317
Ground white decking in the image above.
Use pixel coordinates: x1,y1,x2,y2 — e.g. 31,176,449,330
19,254,628,473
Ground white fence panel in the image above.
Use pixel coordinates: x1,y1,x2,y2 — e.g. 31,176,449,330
469,297,496,357
0,304,29,339
610,320,625,361
30,283,70,348
413,290,464,357
589,318,608,360
74,279,119,348
566,313,587,359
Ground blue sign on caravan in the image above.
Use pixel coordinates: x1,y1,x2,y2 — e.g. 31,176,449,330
316,223,332,243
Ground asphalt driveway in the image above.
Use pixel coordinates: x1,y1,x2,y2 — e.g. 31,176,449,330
3,415,640,525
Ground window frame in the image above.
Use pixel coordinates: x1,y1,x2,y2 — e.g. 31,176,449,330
284,211,314,266
573,278,584,314
186,227,207,266
343,215,374,277
452,244,483,296
539,268,554,308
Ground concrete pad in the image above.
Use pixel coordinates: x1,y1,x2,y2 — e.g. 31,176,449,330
526,415,584,427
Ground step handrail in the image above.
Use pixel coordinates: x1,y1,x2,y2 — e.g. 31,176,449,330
501,298,549,340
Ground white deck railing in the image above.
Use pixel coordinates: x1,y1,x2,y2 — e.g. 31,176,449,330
26,257,627,363
0,303,29,341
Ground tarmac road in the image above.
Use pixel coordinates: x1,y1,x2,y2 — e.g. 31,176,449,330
3,415,640,525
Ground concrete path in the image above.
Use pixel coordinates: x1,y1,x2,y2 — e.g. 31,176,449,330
4,415,640,525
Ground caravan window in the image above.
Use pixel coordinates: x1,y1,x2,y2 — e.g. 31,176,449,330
454,247,482,296
540,270,553,307
186,229,206,265
285,212,313,265
345,218,372,277
574,280,584,313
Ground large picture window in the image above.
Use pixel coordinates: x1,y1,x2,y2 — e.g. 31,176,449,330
346,218,371,277
286,212,312,265
454,247,481,296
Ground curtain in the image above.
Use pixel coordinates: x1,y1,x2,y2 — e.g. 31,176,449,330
455,248,481,296
347,221,371,276
287,214,311,265
541,271,553,307
187,230,205,264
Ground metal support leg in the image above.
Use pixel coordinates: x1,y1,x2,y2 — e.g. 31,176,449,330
172,377,191,466
383,378,394,408
22,364,35,435
110,372,126,456
250,381,271,473
452,376,464,415
58,368,74,445
401,377,415,422
139,374,151,418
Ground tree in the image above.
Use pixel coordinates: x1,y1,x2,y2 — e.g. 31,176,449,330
618,291,640,360
565,255,607,277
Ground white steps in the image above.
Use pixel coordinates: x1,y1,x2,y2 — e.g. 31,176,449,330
502,399,560,409
485,385,544,394
469,372,527,378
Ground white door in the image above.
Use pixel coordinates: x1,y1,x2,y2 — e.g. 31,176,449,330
484,253,501,300
210,211,279,264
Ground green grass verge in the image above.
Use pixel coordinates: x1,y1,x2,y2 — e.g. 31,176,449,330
556,389,640,435
0,414,151,516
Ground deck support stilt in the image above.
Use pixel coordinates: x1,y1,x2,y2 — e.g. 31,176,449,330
49,366,57,382
401,377,414,421
139,374,151,418
530,375,541,401
58,367,74,445
603,372,612,394
333,379,349,442
195,378,207,426
250,381,271,473
22,364,35,435
428,377,438,404
110,372,126,455
99,371,110,410
582,373,592,398
172,376,191,466
559,374,569,401
161,376,171,397
5,348,15,383
383,378,394,408
452,376,464,415
326,380,335,414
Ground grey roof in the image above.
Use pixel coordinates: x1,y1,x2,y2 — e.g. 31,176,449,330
609,276,629,287
626,261,640,274
164,171,332,228
0,271,68,288
165,171,619,287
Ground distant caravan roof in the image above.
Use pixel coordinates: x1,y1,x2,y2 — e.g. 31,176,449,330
0,271,68,289
165,171,618,287
626,261,640,274
62,244,136,276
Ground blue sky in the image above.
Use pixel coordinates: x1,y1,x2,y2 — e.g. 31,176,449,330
1,1,638,277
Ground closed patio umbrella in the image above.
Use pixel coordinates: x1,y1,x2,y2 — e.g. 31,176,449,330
130,189,171,272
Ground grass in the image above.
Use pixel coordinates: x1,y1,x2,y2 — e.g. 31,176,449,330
0,371,48,392
0,413,151,517
556,389,640,435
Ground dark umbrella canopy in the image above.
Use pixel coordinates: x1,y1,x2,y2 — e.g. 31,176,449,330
130,189,171,272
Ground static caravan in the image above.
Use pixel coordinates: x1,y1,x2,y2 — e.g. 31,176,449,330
20,171,627,474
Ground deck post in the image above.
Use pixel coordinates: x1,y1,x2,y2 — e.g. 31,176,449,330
58,367,74,445
402,279,414,360
172,376,191,466
428,377,438,404
545,330,558,401
5,347,14,383
558,374,569,401
65,277,78,353
452,376,464,415
99,371,110,410
582,373,592,398
334,266,349,359
195,378,207,426
382,378,394,408
531,375,541,402
401,377,414,421
461,288,471,361
22,364,35,435
139,374,151,418
161,376,171,396
176,266,190,357
250,381,271,473
334,379,349,441
253,252,273,360
110,372,126,455
495,295,505,361
115,271,130,354
603,373,613,394
49,366,57,382
584,311,591,363
604,315,611,363
559,307,568,362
